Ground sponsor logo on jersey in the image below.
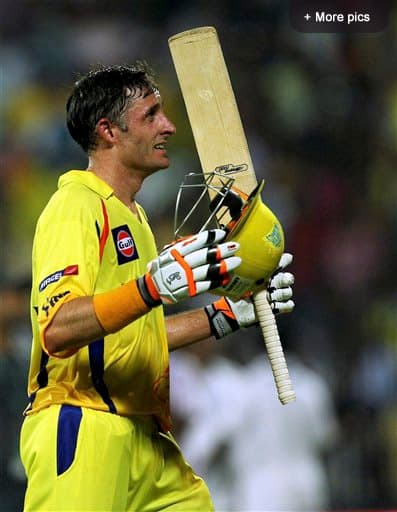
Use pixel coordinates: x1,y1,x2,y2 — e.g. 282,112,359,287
39,265,79,292
111,225,139,265
41,290,71,317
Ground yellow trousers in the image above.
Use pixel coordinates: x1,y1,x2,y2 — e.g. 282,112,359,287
20,405,214,511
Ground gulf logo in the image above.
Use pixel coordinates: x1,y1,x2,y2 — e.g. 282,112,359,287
111,224,139,265
117,230,134,257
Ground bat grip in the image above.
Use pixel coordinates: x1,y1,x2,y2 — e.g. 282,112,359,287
253,289,296,404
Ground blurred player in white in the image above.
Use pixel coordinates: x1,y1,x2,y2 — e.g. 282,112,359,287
171,339,339,511
229,351,339,510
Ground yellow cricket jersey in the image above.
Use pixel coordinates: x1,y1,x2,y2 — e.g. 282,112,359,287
27,170,171,430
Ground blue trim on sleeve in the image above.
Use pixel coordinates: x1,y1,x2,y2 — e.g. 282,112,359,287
57,405,82,476
88,339,117,414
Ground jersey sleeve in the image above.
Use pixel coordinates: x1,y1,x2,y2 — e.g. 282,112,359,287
32,187,104,357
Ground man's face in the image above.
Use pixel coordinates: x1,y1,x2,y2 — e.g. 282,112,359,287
116,89,176,173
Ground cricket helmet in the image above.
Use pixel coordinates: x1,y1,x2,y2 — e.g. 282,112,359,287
174,172,285,300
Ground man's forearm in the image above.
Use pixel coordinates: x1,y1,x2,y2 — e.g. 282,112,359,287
44,296,106,354
45,297,213,355
166,308,213,351
44,280,151,355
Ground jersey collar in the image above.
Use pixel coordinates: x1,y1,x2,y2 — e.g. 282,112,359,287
58,170,114,199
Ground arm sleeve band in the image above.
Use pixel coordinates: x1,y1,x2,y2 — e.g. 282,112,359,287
93,280,151,333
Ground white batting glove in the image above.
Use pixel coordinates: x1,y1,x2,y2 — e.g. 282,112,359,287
267,252,295,314
205,252,295,339
137,229,241,306
205,296,256,339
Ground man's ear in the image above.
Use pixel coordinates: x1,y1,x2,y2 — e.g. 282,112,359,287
96,118,116,145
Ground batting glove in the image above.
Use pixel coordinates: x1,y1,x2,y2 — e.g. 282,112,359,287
205,296,256,339
267,252,295,314
205,252,295,339
137,229,241,306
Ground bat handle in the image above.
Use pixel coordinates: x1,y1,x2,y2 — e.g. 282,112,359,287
253,288,296,404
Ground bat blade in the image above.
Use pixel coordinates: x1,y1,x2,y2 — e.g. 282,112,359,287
168,27,257,198
169,26,296,404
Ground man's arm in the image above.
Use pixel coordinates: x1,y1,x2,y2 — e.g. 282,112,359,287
44,297,212,354
44,229,239,355
166,309,212,351
45,251,294,355
44,296,107,354
168,255,295,351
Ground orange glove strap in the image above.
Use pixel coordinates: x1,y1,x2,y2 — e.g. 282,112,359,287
93,280,150,333
213,297,236,320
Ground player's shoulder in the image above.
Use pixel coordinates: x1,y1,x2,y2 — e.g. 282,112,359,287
57,170,113,200
38,170,109,225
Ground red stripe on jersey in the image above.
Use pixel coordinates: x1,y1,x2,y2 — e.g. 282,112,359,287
99,200,110,262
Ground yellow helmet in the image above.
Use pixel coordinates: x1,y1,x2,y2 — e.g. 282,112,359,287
174,172,284,300
220,180,284,300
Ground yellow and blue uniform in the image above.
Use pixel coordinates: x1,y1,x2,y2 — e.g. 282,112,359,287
20,171,213,511
26,170,170,427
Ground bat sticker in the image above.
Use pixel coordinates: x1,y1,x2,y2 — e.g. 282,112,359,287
214,163,248,175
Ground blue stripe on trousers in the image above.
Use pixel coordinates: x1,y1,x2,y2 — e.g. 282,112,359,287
57,404,82,475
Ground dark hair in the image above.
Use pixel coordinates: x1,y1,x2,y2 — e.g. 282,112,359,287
66,62,158,153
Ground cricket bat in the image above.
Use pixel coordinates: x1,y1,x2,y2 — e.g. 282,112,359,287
169,26,295,404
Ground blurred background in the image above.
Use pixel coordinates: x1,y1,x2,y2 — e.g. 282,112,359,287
1,1,396,510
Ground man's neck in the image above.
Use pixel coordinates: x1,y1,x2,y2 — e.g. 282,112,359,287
87,156,145,208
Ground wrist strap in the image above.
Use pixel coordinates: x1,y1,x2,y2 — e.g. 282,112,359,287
137,274,162,308
204,298,240,340
93,280,152,333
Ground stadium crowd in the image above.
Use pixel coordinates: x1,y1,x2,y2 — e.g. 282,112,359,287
0,1,396,510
